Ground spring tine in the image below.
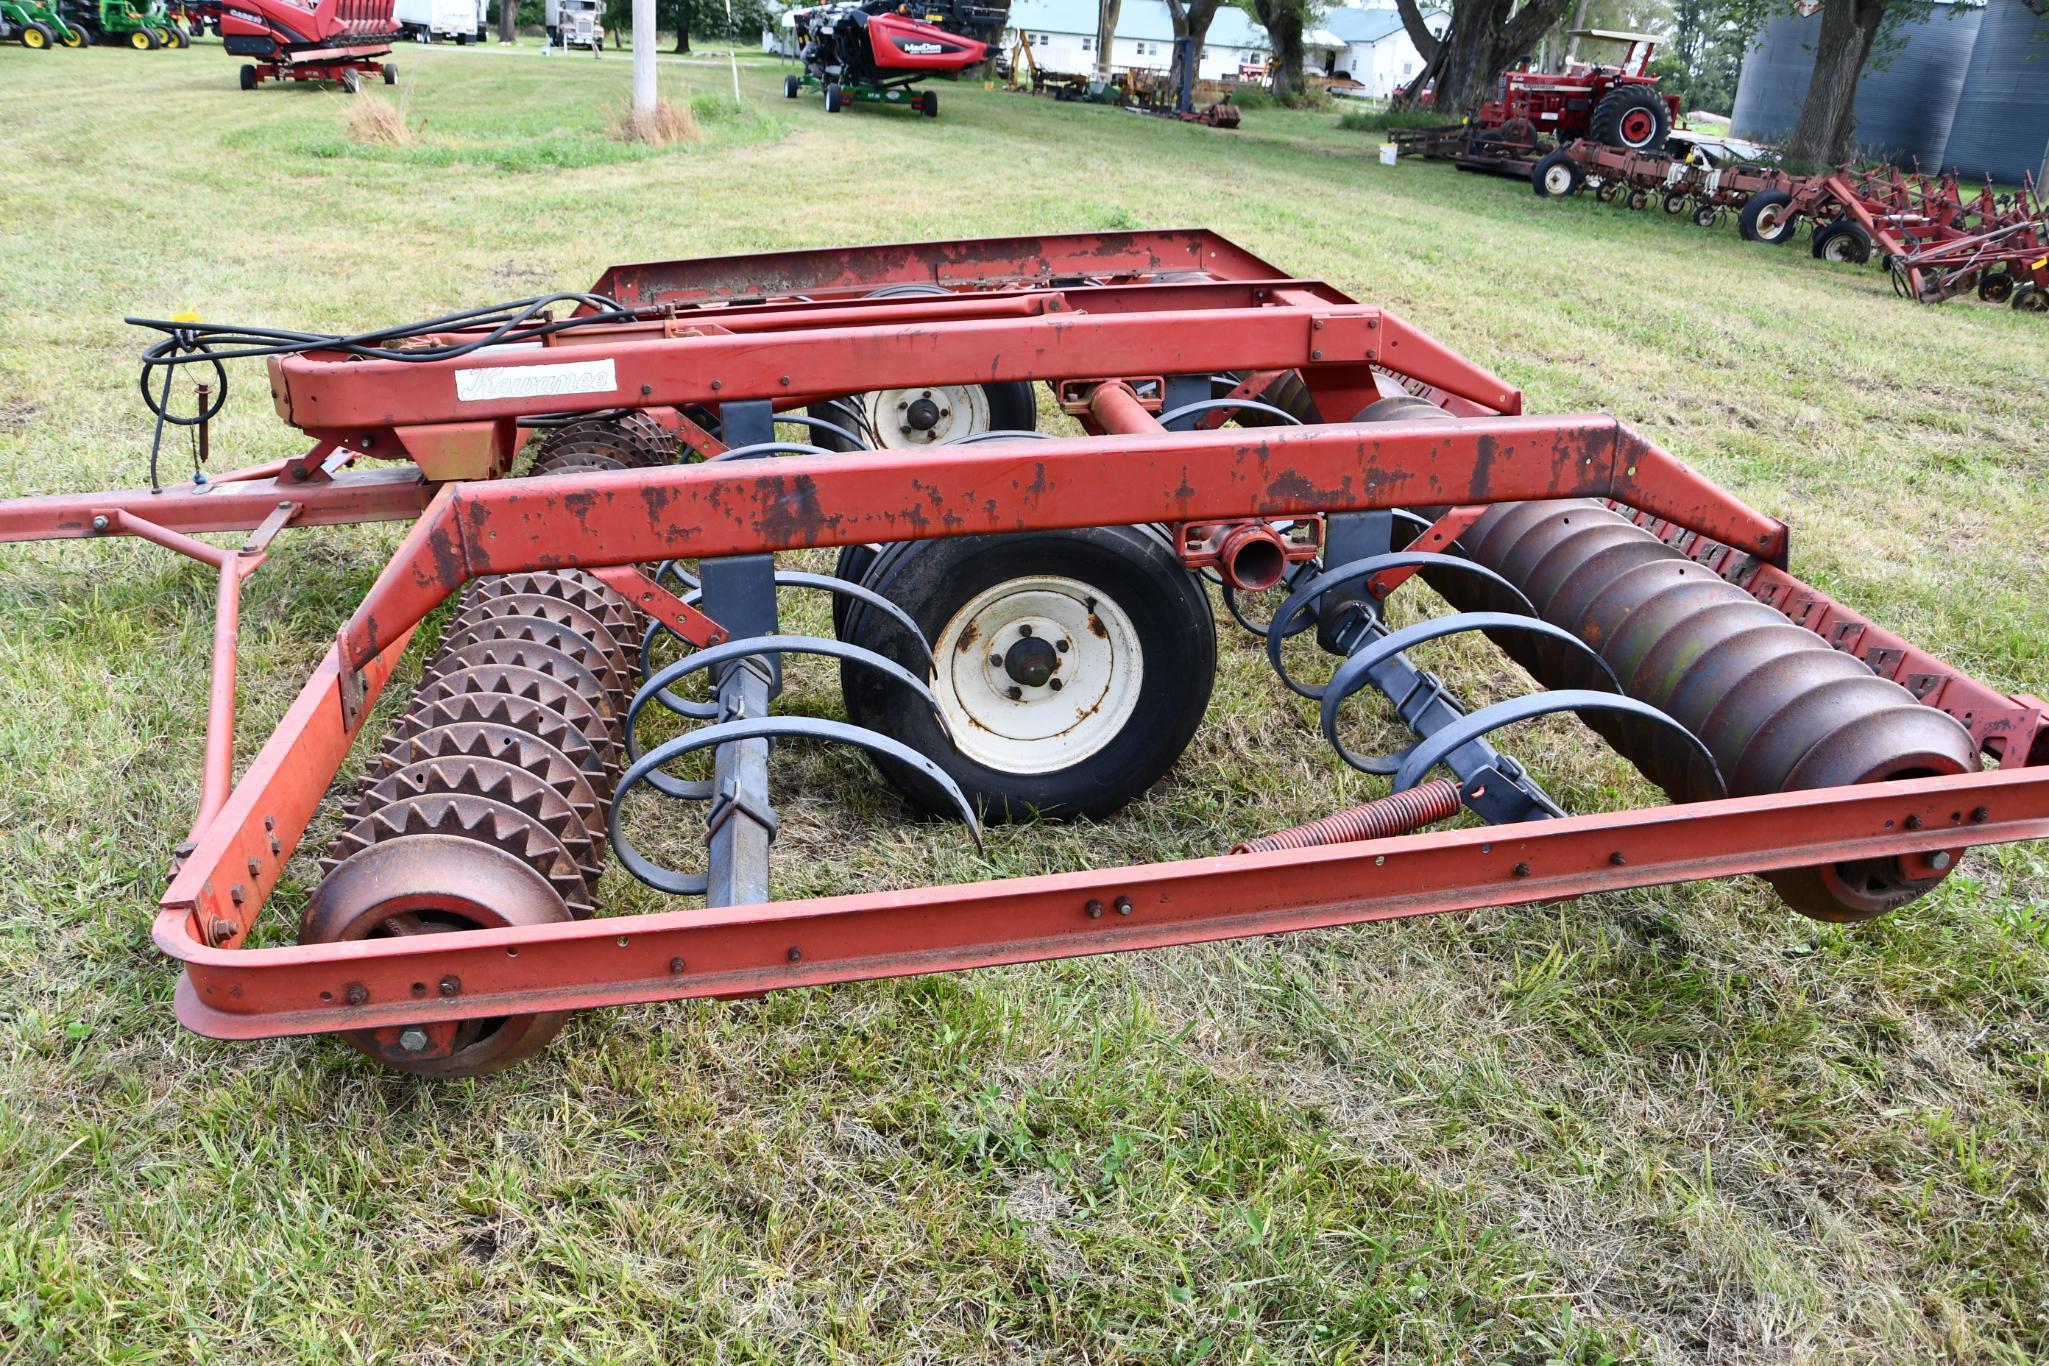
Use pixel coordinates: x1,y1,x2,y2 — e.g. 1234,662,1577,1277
1391,690,1725,797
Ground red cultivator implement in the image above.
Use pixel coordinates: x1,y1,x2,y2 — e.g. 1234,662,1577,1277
1535,145,2049,314
220,0,400,90
6,230,2045,1076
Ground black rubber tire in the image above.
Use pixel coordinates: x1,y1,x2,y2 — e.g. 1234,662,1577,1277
1593,180,1620,203
1691,203,1718,229
239,62,256,88
383,62,397,82
1738,190,1798,245
921,88,937,117
824,82,843,112
1662,190,1689,215
784,73,799,97
455,30,469,43
1530,150,1582,198
1587,85,1669,152
839,527,1215,821
340,67,360,93
1813,220,1873,265
1977,270,2015,304
22,20,53,45
1625,187,1650,211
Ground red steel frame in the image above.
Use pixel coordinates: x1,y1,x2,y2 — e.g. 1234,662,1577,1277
4,230,2045,1048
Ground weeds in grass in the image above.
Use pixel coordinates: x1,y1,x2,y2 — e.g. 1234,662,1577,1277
612,95,701,146
1337,105,1451,132
341,92,416,147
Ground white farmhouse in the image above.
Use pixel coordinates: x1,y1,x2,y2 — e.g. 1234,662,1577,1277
1003,2,1446,92
1004,0,1274,83
1318,5,1446,97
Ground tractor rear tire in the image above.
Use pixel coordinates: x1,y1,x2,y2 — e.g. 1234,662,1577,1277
921,88,937,117
1813,220,1873,265
839,526,1215,821
784,73,799,98
1738,190,1798,245
1530,150,1582,198
824,82,844,112
1588,85,1669,153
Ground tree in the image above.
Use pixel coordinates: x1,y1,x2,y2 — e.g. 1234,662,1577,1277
667,0,691,51
1392,0,1579,112
1095,0,1121,84
1165,0,1224,99
498,0,514,43
1245,0,1310,97
1780,0,1889,165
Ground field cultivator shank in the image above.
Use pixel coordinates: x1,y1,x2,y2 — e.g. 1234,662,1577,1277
6,230,2046,1076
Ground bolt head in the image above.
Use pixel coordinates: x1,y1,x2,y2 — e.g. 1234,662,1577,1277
438,975,460,997
1929,851,1953,871
90,514,110,532
397,1027,430,1053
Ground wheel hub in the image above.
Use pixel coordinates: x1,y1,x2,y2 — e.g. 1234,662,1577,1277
863,384,988,447
936,576,1142,773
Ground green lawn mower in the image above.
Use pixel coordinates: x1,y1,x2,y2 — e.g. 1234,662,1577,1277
4,0,89,45
61,0,186,46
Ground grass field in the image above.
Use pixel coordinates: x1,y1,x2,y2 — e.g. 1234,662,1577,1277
3,40,2048,1363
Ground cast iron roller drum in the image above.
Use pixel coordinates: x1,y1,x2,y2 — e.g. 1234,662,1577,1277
299,836,575,1076
837,527,1215,820
1429,500,1979,921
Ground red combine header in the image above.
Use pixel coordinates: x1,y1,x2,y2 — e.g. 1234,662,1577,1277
1,231,2042,1077
220,0,400,89
786,0,1004,116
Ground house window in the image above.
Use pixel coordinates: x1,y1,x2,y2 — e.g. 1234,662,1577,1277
1402,61,1412,75
1031,32,1047,44
1081,35,1092,50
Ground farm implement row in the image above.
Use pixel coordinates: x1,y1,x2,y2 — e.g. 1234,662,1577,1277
3,230,2044,1076
1534,144,2049,314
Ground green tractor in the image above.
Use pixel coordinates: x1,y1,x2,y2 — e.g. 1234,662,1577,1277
4,0,89,45
61,0,186,45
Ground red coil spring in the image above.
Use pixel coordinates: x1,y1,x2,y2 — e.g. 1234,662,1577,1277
1232,778,1464,854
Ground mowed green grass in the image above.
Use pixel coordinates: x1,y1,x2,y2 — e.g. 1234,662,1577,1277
2,41,2048,1363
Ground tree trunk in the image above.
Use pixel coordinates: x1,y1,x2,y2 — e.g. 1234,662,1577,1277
497,0,512,42
1251,0,1303,98
1784,0,1888,167
672,0,690,53
1094,0,1120,85
1562,0,1589,61
1164,0,1220,98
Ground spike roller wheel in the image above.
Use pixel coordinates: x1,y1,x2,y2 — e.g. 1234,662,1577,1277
409,660,625,776
527,413,674,474
434,615,632,713
299,836,576,1076
363,721,608,841
443,593,635,694
380,692,620,805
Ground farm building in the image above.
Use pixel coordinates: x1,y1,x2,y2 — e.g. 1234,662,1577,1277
1731,0,2049,185
1001,1,1442,89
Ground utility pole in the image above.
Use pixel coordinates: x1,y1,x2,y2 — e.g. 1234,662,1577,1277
633,0,656,114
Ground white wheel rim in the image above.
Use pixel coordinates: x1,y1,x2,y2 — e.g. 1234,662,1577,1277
1758,205,1785,236
933,575,1142,774
1543,165,1573,195
862,384,990,448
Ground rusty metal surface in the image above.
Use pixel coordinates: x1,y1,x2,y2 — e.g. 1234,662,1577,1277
1432,499,1980,918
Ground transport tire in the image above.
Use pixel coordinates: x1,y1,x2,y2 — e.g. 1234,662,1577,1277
1587,85,1669,152
824,81,843,112
1530,150,1582,198
239,61,256,87
839,527,1215,821
383,61,397,82
784,73,799,97
340,67,360,92
1813,220,1872,265
921,88,937,117
1738,190,1798,244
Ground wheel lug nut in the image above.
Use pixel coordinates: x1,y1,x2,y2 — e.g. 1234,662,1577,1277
1018,624,1033,637
1006,685,1023,700
1049,678,1063,691
1055,639,1069,653
989,653,1002,668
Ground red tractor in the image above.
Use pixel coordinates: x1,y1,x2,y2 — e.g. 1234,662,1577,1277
1398,30,1678,174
